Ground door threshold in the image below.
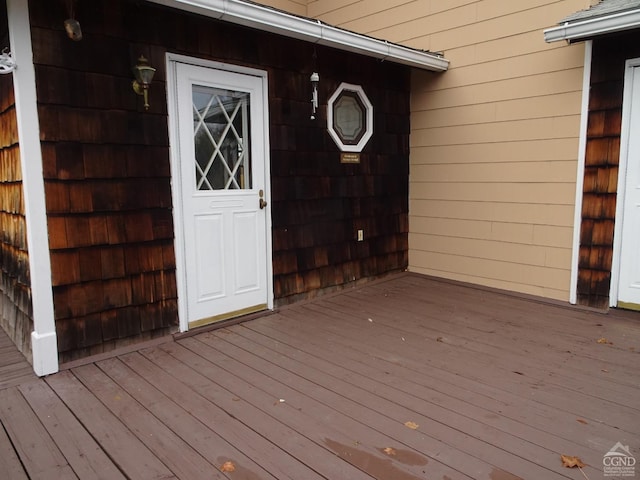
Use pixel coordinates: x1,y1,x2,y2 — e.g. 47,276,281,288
617,301,640,312
177,304,274,340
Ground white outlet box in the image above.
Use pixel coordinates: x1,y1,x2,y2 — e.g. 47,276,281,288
357,229,364,241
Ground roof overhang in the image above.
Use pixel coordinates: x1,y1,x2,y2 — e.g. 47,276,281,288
145,0,449,71
544,7,640,43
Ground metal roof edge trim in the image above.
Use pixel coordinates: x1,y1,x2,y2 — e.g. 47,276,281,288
544,8,640,42
145,0,448,71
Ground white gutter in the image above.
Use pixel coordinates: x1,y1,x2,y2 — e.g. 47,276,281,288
145,0,449,71
7,0,59,376
544,8,640,42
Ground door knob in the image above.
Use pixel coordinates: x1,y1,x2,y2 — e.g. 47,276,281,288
259,189,267,209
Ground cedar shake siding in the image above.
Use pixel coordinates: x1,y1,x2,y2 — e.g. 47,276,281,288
29,0,410,361
577,29,640,308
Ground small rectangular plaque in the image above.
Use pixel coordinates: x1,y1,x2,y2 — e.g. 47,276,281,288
340,153,360,164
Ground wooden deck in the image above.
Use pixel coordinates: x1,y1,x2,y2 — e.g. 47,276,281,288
1,273,639,479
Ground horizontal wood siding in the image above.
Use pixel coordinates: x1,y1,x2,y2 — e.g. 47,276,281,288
0,7,33,363
308,0,590,301
29,0,409,360
259,0,308,16
578,30,640,308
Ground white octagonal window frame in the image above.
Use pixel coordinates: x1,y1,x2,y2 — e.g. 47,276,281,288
327,82,374,153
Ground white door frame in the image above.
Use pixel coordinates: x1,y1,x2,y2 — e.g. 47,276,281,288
610,57,640,307
166,53,273,332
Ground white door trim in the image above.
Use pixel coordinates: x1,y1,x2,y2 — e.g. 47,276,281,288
610,56,640,307
570,40,593,305
166,53,273,332
7,0,58,376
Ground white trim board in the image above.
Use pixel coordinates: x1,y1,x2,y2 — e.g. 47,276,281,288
7,0,59,376
569,41,593,305
146,0,448,71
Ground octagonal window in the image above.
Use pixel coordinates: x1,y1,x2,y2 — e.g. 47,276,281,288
327,83,373,153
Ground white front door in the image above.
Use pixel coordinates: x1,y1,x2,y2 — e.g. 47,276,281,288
616,61,640,308
173,61,271,328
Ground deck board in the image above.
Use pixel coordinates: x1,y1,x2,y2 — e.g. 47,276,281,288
0,327,36,390
17,380,125,480
45,370,177,480
0,273,638,480
0,386,77,480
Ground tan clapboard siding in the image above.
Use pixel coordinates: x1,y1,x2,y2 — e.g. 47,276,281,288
412,139,579,164
412,115,579,146
412,182,574,205
414,92,581,129
258,0,308,15
409,233,572,270
409,261,570,300
412,160,577,184
413,68,583,110
409,199,575,228
411,217,572,247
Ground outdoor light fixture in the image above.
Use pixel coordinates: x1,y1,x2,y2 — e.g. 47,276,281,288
310,71,319,120
0,48,16,74
64,18,82,41
132,55,156,110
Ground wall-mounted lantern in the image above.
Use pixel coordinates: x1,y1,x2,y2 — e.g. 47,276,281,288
64,18,83,41
132,55,156,110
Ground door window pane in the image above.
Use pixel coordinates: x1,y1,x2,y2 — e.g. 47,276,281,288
192,86,252,190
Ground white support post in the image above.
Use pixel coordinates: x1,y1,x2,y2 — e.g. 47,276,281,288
7,0,59,376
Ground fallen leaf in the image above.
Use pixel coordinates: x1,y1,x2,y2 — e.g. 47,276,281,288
404,421,419,430
383,447,397,456
561,454,585,468
436,337,444,343
601,369,609,373
597,337,613,345
220,461,236,472
576,418,588,425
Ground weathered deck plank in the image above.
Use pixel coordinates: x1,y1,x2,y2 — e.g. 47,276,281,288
0,386,77,480
17,380,125,480
0,412,28,479
0,327,36,390
46,370,178,480
217,324,575,477
116,350,316,480
0,273,638,480
142,342,377,480
179,335,471,480
194,330,560,479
